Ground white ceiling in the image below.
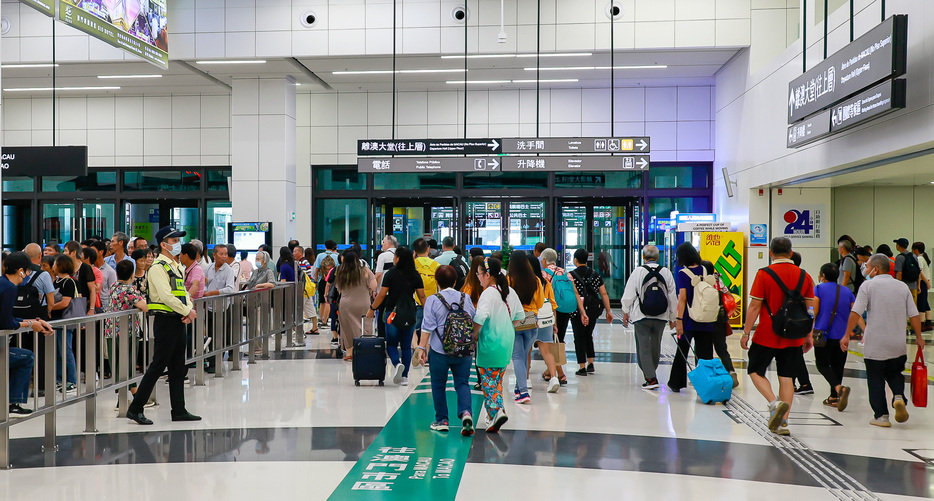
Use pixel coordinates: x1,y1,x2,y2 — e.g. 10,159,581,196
0,48,739,97
785,151,934,188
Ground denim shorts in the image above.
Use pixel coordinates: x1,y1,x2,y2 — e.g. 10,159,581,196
535,325,555,344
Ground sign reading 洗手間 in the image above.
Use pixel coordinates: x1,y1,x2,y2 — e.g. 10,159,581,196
787,15,906,124
21,0,54,16
357,139,501,156
700,232,744,328
1,146,88,177
502,137,650,154
58,0,169,70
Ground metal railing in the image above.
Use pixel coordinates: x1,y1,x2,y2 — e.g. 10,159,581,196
0,281,304,469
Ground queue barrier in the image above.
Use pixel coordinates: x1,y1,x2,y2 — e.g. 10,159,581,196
0,281,304,469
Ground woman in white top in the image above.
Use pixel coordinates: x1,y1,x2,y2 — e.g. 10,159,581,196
912,242,933,331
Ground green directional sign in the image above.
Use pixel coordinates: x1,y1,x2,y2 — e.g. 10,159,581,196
58,0,169,70
329,373,484,500
21,0,54,16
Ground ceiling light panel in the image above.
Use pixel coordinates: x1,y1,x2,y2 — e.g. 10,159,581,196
3,86,121,92
97,74,163,79
195,60,267,65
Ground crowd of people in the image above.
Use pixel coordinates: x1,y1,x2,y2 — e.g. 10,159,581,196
3,230,308,420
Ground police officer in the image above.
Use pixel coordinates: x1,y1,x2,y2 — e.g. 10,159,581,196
126,226,201,425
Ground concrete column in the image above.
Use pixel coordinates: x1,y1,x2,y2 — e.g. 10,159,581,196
231,77,297,246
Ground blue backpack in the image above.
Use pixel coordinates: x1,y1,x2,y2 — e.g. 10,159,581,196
547,269,578,314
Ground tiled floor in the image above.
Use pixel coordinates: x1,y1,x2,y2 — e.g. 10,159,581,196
3,317,933,500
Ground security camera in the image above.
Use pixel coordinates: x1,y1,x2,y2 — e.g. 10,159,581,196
605,1,623,19
451,6,467,23
301,10,318,28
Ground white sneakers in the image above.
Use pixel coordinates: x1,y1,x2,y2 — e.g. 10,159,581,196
547,378,560,393
392,363,405,385
870,415,892,427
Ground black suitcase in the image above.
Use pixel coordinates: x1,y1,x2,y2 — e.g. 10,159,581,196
353,319,385,386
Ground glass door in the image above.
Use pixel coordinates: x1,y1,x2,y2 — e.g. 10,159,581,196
559,205,587,271
3,202,33,251
507,201,546,252
430,206,456,243
42,203,77,245
126,202,160,243
377,199,457,250
81,202,116,241
172,207,200,242
464,200,503,254
593,205,628,300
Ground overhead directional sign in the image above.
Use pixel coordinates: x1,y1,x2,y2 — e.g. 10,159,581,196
502,137,650,154
787,15,907,124
358,138,501,156
357,157,501,173
21,0,54,16
504,155,649,171
787,109,832,148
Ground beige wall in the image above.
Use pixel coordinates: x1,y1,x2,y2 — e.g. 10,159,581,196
834,186,934,251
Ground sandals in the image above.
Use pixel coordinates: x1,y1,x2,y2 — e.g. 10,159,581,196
823,397,839,407
542,371,552,382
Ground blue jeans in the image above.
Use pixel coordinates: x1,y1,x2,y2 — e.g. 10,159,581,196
428,350,473,422
385,321,415,378
10,347,34,404
512,328,538,394
414,305,424,342
56,328,77,385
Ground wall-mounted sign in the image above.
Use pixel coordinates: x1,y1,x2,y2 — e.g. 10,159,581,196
675,213,718,225
679,222,732,232
829,78,906,132
21,0,54,16
787,109,832,148
59,0,169,70
750,223,769,247
357,157,501,173
777,205,826,243
1,146,88,177
505,155,649,171
358,138,501,156
502,137,650,154
787,15,907,124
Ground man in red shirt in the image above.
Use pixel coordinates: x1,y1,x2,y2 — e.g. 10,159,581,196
742,237,815,436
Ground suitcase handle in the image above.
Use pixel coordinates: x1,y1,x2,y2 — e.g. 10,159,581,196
671,332,698,371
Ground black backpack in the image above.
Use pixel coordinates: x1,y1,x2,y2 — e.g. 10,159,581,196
761,267,813,339
900,251,921,284
15,269,49,321
638,265,669,316
844,254,864,292
450,254,469,290
570,268,604,316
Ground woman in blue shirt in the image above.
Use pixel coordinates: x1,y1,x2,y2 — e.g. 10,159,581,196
278,246,296,282
2,252,54,416
812,263,856,410
670,243,716,393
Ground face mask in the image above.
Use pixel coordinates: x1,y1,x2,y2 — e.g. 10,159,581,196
863,267,874,280
168,242,182,256
255,261,263,268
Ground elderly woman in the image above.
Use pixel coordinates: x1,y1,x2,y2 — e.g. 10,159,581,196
247,251,277,290
539,248,587,385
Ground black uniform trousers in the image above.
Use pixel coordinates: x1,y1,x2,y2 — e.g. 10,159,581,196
128,313,189,415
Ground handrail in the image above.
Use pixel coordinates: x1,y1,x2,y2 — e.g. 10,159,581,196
0,280,304,469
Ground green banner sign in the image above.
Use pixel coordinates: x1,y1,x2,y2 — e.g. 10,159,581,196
58,0,168,70
329,374,483,499
20,0,54,16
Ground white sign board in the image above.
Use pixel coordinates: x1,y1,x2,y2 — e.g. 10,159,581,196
678,222,732,232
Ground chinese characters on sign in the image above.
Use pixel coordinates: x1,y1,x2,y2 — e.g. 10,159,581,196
357,139,501,156
778,205,825,243
700,232,745,328
502,137,650,154
350,447,458,492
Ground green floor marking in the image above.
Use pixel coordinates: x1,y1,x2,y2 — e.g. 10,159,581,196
328,373,485,500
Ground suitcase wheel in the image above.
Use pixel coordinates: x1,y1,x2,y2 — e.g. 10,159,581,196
355,380,360,386
379,380,384,386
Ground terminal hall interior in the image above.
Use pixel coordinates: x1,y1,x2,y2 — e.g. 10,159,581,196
1,0,934,500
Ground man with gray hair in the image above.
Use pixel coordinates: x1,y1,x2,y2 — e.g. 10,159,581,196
837,238,858,292
620,245,677,390
843,254,925,428
105,232,134,271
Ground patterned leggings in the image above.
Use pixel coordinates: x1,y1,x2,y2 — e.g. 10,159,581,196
478,367,506,421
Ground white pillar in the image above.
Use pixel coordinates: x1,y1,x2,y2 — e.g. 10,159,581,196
231,77,297,246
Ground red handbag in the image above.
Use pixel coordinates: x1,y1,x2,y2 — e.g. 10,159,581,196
716,278,738,318
912,350,928,408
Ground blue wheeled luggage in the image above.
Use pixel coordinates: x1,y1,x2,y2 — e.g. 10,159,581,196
673,332,733,404
353,319,385,386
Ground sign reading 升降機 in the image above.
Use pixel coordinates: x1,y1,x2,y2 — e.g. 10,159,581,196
20,0,54,16
502,137,650,154
58,0,168,70
505,155,649,171
357,139,502,156
1,146,88,177
787,15,906,124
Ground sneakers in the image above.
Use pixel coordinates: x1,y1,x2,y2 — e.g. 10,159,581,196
773,419,790,436
461,413,474,437
642,378,660,390
9,403,32,417
547,378,560,393
794,384,814,395
203,336,212,352
870,415,892,427
330,338,339,348
767,400,790,432
515,392,531,404
401,377,408,387
893,396,909,423
392,363,405,385
57,382,77,393
430,420,449,432
586,363,595,374
486,411,508,433
165,376,191,385
575,368,588,377
730,373,739,389
836,386,851,412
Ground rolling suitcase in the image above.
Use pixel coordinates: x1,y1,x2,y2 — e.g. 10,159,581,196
353,318,385,386
672,333,733,404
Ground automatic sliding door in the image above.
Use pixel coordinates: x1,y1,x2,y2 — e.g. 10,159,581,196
465,201,502,253
507,201,546,252
559,205,587,270
593,205,627,299
42,203,77,245
430,206,456,243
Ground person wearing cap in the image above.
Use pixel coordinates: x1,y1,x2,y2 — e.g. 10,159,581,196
126,226,200,425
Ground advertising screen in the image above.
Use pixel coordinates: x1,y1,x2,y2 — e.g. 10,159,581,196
229,222,272,251
58,0,168,69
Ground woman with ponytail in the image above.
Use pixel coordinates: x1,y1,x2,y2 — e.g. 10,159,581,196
472,257,523,433
912,242,933,331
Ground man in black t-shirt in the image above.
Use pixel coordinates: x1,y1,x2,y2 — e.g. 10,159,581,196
63,241,97,316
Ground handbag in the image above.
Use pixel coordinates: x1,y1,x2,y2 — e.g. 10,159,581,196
812,284,841,348
550,330,567,365
515,311,538,331
537,288,555,328
912,349,928,408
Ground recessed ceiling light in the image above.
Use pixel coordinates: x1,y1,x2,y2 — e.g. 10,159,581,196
523,65,668,71
332,69,467,75
511,79,580,83
3,86,121,92
97,74,163,79
441,52,592,59
195,60,267,65
1,63,60,69
445,80,511,85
